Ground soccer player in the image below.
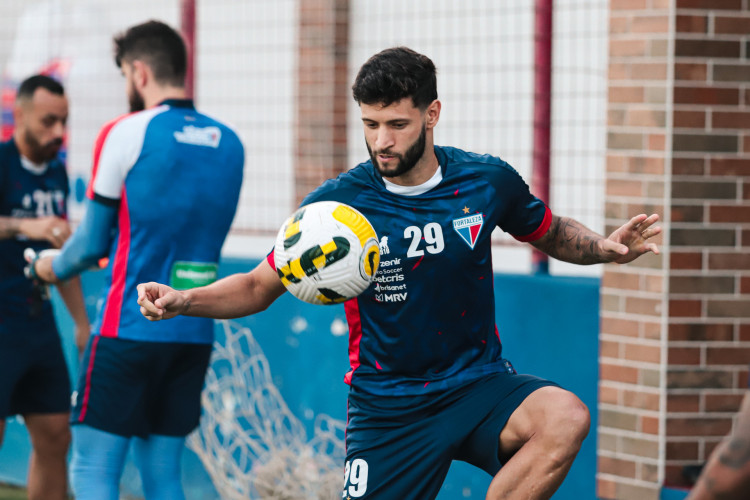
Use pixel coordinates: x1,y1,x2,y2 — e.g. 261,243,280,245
26,21,245,500
0,75,89,500
686,390,750,499
136,47,661,499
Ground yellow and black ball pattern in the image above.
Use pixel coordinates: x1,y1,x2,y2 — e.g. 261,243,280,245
273,201,380,305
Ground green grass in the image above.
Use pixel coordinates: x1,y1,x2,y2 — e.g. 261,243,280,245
0,484,27,500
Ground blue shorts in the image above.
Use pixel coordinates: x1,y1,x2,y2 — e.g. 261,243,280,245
0,315,70,418
70,335,212,438
343,369,558,499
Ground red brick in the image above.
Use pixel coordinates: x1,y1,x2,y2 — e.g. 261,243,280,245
710,205,750,223
675,39,741,58
599,456,637,478
667,370,734,389
714,64,750,83
600,340,621,359
602,270,640,290
610,39,648,58
601,363,639,384
715,16,750,34
611,0,648,9
743,230,750,247
669,323,733,342
674,110,706,128
599,385,620,405
675,63,708,81
673,133,739,153
669,346,701,365
707,299,750,317
671,205,704,223
667,441,699,461
641,415,660,434
736,368,749,388
667,394,700,412
742,277,750,294
676,0,743,10
626,109,666,127
597,479,617,500
670,252,702,270
628,156,665,175
674,87,740,106
676,14,708,33
601,316,640,337
631,15,670,33
606,178,643,196
631,63,668,81
609,86,645,103
705,393,745,412
671,228,735,247
624,343,661,364
672,181,737,199
671,276,734,294
666,416,733,436
669,299,702,318
714,111,750,129
623,389,660,410
672,157,705,176
706,347,750,365
710,159,750,176
708,252,750,270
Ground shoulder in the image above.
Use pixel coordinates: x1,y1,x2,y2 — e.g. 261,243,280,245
438,145,526,190
302,162,375,206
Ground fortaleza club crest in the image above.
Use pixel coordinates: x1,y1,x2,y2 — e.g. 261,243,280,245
452,213,484,249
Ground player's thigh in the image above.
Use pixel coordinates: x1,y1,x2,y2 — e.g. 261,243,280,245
498,385,590,460
344,412,453,500
71,336,155,437
149,343,212,437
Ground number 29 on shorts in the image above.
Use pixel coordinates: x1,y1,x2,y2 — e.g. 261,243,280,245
342,458,369,498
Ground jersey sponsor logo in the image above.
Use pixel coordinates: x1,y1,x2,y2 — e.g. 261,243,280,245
173,125,222,147
452,213,484,249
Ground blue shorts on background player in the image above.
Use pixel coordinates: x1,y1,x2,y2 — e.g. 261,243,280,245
0,75,89,500
29,21,244,500
136,47,662,499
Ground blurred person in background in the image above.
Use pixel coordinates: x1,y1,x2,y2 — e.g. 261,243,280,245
686,390,750,500
0,74,89,500
136,46,662,500
26,20,245,500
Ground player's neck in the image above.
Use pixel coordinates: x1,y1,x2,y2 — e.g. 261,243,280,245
144,86,188,109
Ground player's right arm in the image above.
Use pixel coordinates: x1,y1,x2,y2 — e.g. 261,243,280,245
137,258,286,321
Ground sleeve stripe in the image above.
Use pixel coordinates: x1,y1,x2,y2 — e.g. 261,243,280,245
93,193,120,207
85,114,131,201
513,206,552,243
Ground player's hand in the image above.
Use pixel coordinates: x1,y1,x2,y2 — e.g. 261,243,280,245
137,282,187,321
603,214,661,264
23,248,61,283
18,216,71,248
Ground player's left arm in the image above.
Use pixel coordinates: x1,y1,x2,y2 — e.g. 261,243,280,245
530,213,661,265
56,276,90,354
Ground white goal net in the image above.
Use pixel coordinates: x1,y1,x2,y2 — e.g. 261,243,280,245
187,320,346,500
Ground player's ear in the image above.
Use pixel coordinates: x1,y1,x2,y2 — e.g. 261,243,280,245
425,99,441,130
131,60,149,89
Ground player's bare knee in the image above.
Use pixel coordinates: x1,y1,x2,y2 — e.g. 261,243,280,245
547,395,590,450
30,424,70,456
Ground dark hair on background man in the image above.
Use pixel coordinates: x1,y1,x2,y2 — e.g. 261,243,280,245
352,46,437,110
16,75,64,102
113,20,187,87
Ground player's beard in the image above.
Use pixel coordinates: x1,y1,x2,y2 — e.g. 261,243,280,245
128,80,145,112
367,124,426,178
24,128,62,162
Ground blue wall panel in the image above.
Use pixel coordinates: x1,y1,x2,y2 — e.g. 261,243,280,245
0,258,602,499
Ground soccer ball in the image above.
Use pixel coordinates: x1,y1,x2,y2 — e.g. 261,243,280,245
273,201,380,305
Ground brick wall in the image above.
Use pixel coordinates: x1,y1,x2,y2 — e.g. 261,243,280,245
600,0,750,498
295,0,349,205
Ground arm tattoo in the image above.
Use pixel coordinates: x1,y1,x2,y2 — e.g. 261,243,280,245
532,216,606,265
718,437,750,469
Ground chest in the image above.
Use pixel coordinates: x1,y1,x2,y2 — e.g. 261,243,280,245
1,165,67,217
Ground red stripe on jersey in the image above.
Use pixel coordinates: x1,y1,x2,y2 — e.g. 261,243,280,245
266,251,275,269
343,298,363,385
100,191,131,337
86,114,132,200
513,206,552,242
78,335,100,422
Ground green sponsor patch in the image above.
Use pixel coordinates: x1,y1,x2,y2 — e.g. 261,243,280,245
170,261,218,290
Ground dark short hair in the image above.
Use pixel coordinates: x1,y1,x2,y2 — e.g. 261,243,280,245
16,75,65,102
113,20,187,87
352,46,437,110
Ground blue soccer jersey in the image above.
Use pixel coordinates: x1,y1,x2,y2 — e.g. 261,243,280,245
84,99,244,344
298,145,551,396
0,138,69,330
